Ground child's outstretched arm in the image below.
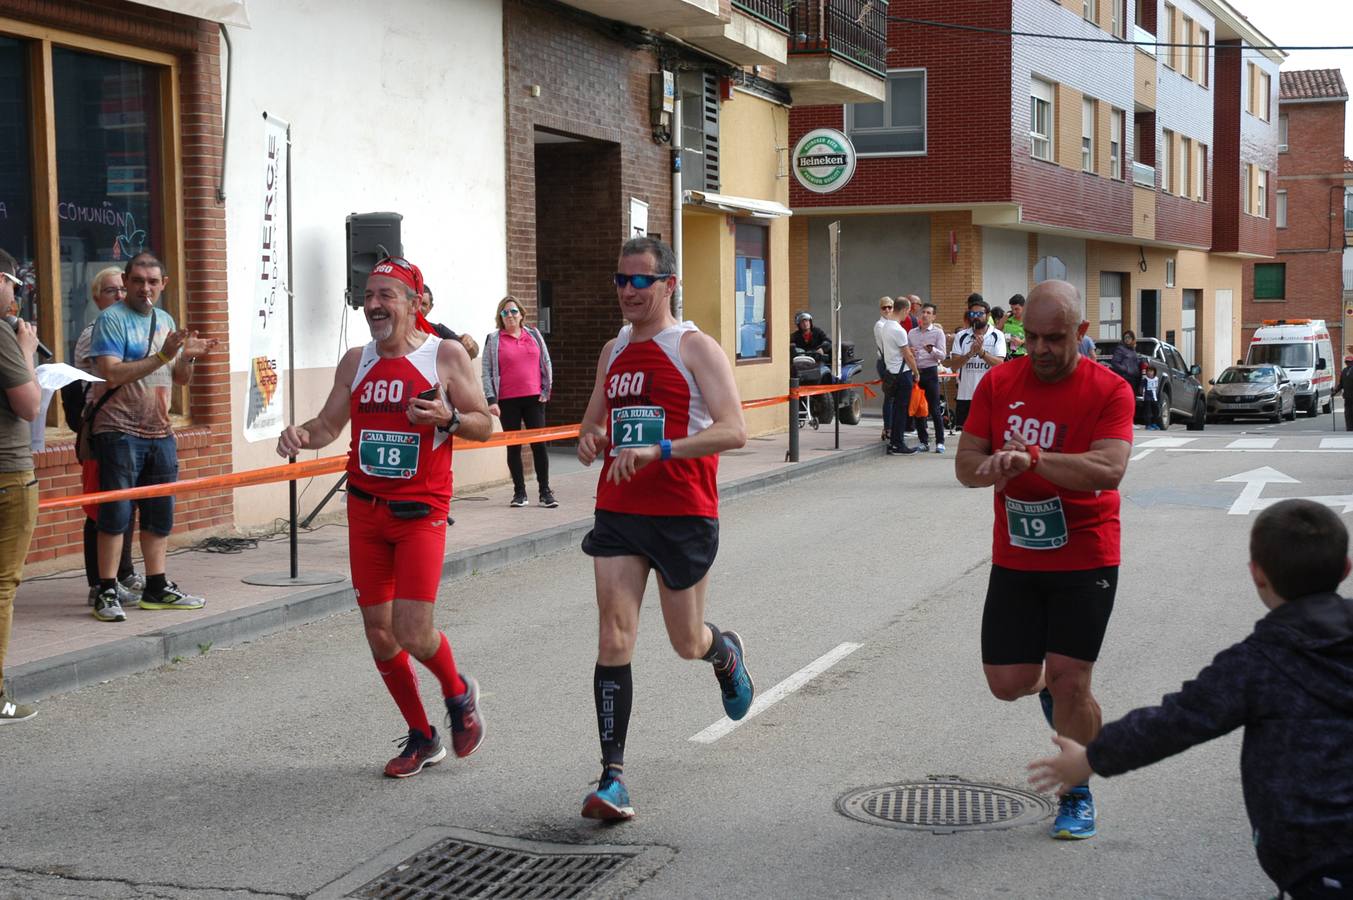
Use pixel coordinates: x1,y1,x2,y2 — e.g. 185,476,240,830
1028,735,1094,796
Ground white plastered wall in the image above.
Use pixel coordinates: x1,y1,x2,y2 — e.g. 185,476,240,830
981,227,1029,307
220,0,507,527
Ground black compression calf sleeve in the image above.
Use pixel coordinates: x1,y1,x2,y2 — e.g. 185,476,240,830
701,622,734,669
594,663,632,769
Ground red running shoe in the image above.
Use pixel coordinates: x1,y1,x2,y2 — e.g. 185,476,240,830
446,675,486,758
383,727,447,778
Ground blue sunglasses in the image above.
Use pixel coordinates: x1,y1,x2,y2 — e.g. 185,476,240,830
613,273,673,290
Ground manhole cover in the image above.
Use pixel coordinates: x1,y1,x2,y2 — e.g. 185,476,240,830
346,834,640,899
837,780,1056,834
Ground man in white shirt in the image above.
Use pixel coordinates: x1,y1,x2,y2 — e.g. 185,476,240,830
946,294,1006,431
874,298,920,455
907,301,947,453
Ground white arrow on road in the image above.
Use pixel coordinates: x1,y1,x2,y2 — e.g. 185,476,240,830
1217,466,1299,516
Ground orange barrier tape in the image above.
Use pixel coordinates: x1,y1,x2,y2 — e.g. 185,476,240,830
38,380,881,512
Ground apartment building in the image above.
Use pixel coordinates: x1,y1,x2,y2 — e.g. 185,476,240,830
1240,70,1349,354
788,0,1282,387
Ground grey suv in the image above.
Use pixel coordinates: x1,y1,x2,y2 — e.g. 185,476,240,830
1094,337,1206,430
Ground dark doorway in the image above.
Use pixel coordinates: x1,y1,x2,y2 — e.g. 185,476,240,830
1139,289,1160,339
533,129,622,427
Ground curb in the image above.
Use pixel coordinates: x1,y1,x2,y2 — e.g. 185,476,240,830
8,440,882,702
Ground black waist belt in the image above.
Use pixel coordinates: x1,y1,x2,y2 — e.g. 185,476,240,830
346,484,433,520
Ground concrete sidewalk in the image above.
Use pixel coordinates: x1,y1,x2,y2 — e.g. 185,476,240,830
7,421,896,702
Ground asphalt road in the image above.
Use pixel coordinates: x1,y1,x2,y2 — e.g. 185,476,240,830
2,413,1348,900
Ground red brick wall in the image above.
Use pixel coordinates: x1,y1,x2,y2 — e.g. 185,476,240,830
1211,40,1243,253
5,0,232,565
1240,97,1348,340
1155,191,1212,248
503,0,672,427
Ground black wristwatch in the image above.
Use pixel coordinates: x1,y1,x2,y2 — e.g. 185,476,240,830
437,407,461,434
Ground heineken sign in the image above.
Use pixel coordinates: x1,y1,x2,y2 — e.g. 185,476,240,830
792,128,857,194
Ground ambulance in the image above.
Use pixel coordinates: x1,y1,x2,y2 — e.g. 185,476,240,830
1244,319,1336,416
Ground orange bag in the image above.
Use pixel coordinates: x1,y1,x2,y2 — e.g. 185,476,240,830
909,383,929,418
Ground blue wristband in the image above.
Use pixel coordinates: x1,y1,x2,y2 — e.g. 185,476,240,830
659,439,672,461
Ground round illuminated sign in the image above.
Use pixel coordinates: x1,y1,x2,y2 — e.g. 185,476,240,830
792,128,857,194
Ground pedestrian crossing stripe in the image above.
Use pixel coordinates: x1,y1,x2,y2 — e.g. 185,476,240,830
1227,439,1278,449
1319,437,1353,449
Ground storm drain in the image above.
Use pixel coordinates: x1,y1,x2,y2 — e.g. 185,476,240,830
347,834,640,900
837,779,1056,834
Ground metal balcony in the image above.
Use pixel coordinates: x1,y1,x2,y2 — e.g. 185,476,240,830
552,0,723,32
780,0,888,105
671,0,791,66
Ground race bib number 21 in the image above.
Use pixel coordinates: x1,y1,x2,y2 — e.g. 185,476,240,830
609,406,665,456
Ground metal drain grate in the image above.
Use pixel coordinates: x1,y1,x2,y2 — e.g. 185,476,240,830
350,836,637,899
837,780,1056,834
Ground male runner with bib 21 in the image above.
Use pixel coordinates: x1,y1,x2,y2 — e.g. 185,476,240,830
575,237,755,821
277,257,492,778
955,280,1134,840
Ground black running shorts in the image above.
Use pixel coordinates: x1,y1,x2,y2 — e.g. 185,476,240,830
980,564,1118,665
581,509,719,591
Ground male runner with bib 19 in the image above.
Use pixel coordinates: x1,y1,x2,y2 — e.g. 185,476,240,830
955,280,1134,840
277,257,492,778
575,237,755,821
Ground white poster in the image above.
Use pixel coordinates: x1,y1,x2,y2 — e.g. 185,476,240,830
244,114,289,441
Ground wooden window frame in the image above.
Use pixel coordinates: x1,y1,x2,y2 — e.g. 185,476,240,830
1,17,186,433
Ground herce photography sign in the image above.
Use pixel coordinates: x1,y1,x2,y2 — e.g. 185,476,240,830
792,128,857,195
244,113,289,441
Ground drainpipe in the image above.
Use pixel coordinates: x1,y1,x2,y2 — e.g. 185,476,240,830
672,99,684,321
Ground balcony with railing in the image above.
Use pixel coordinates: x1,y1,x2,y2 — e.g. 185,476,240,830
780,0,888,104
671,0,792,66
553,0,722,34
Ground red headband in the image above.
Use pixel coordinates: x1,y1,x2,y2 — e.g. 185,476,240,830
369,258,424,298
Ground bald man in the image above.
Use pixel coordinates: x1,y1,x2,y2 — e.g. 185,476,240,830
955,280,1134,841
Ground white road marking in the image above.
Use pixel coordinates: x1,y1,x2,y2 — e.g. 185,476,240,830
1226,438,1278,449
689,641,863,744
1129,449,1154,462
1217,467,1299,515
1319,437,1353,449
1169,448,1353,453
1136,437,1197,448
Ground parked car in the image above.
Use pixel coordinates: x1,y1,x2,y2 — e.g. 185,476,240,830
1206,365,1297,424
1094,337,1206,430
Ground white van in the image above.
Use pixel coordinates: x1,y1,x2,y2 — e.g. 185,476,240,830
1244,319,1336,416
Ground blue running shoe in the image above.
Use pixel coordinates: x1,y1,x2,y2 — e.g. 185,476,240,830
582,768,634,821
715,631,755,721
1050,786,1097,839
1038,687,1055,729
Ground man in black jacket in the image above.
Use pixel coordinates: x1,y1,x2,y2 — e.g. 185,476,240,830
791,311,830,359
1030,499,1353,897
1335,349,1353,432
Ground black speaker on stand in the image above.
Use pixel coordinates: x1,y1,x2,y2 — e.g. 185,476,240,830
344,211,403,309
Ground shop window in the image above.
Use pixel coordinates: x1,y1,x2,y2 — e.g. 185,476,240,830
0,37,35,318
734,223,769,361
1254,263,1285,300
846,69,925,155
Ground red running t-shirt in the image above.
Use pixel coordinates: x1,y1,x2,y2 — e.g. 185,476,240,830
595,321,720,518
965,355,1134,571
346,335,454,514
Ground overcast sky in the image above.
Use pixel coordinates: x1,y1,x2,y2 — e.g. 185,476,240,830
1240,0,1353,157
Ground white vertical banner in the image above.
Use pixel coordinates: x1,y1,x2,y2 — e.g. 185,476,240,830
244,113,289,441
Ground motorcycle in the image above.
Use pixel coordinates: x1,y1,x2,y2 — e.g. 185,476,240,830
791,340,864,429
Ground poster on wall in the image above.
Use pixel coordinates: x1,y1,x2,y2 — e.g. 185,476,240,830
244,113,289,442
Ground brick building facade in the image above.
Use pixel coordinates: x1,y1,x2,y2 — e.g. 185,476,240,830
1241,69,1348,352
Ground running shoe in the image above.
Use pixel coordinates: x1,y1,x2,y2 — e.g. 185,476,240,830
138,582,205,611
582,768,635,821
383,726,447,778
510,491,529,508
936,443,946,454
1038,686,1055,729
120,572,145,596
539,488,558,509
0,692,37,725
886,444,918,456
87,578,142,608
715,631,755,721
917,442,930,453
445,675,485,758
1049,786,1097,840
92,589,126,623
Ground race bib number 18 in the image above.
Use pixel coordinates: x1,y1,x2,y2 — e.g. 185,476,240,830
1005,495,1069,550
358,429,420,479
609,406,665,456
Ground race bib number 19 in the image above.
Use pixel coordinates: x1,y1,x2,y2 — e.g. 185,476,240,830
1005,496,1069,550
358,429,420,479
609,406,665,456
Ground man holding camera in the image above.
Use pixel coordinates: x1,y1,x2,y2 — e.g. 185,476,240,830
277,256,492,779
946,293,1006,431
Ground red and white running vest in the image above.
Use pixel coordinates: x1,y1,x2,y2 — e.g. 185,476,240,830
595,321,719,518
346,335,453,512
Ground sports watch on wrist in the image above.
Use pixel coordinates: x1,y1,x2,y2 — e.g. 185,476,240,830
437,406,461,434
1025,443,1041,469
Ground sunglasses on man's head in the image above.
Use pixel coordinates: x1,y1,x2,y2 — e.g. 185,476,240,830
378,255,415,272
1,272,20,287
613,273,672,290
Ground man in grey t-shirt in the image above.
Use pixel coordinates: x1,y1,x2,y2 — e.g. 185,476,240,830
0,248,41,723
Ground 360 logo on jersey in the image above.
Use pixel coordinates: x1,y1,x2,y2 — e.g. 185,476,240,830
358,379,406,405
1003,414,1059,449
606,371,647,399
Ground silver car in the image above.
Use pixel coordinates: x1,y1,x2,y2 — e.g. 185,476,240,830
1206,365,1296,423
